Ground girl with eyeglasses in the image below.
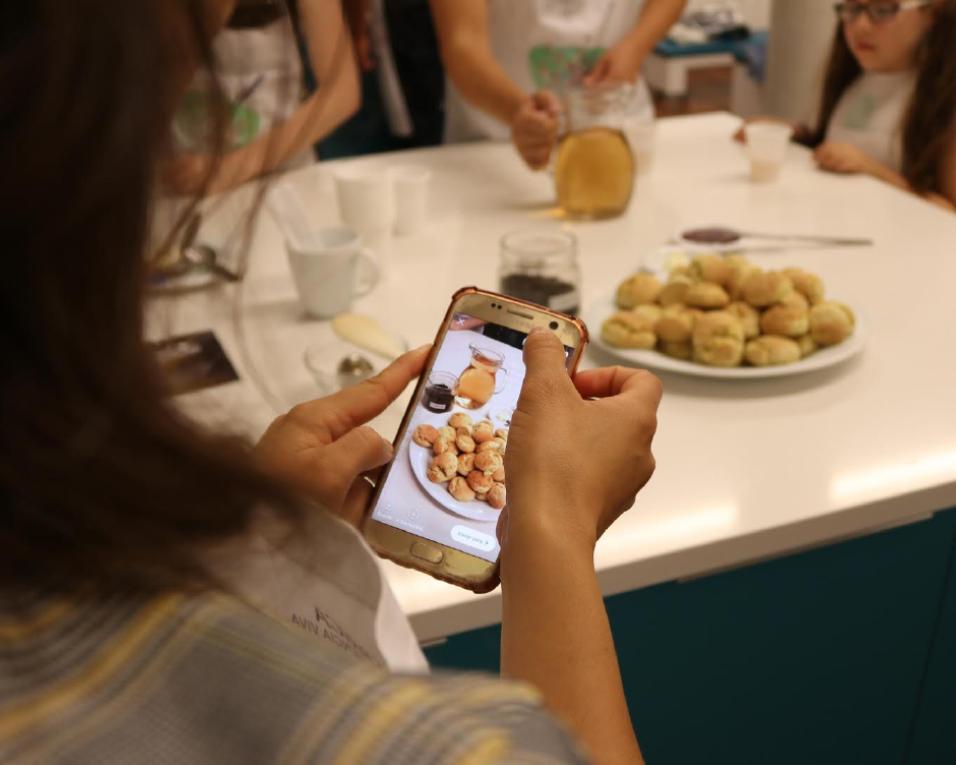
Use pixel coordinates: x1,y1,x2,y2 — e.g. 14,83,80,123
741,0,956,211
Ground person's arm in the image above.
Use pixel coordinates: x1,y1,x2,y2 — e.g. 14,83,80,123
501,330,662,765
167,0,360,195
586,0,687,85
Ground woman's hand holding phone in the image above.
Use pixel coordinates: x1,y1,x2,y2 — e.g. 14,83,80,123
254,346,430,527
499,327,661,765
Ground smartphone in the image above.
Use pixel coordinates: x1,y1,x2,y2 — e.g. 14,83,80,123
364,287,588,592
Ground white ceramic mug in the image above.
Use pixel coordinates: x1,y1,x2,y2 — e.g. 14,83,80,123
286,226,380,318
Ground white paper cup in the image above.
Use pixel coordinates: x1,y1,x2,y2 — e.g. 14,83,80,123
744,122,793,183
390,165,431,236
333,166,392,232
286,226,380,318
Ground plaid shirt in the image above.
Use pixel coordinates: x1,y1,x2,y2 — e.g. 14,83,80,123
0,589,586,764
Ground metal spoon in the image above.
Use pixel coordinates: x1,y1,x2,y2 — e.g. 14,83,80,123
681,225,873,248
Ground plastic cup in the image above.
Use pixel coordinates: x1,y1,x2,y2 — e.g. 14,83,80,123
744,122,793,183
390,165,431,236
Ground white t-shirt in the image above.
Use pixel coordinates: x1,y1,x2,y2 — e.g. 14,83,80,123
445,0,653,142
826,70,916,173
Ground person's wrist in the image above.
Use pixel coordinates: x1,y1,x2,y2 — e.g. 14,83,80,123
500,497,598,573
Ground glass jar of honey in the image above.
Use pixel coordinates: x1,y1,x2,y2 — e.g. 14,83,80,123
554,83,635,220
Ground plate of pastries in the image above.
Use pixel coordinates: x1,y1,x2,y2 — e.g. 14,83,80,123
409,412,508,521
585,253,865,379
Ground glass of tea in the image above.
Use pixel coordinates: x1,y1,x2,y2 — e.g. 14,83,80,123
455,345,507,410
554,83,635,220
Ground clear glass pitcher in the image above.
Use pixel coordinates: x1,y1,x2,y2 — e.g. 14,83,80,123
554,83,636,220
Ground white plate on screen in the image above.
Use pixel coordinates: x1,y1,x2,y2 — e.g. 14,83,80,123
407,413,502,522
583,295,866,380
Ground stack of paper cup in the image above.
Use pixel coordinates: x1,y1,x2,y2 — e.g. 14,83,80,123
744,122,794,183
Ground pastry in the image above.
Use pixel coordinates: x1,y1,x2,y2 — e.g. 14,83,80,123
455,424,474,438
486,483,507,510
809,302,855,346
427,452,458,483
601,311,657,349
796,334,817,358
457,452,475,476
659,341,692,360
448,413,473,430
726,301,760,339
725,255,758,300
432,437,457,456
685,282,731,309
466,470,494,495
659,275,693,307
692,311,745,367
455,433,476,454
760,304,810,337
447,476,476,502
477,438,505,454
412,424,439,447
655,305,696,343
616,273,663,308
784,268,825,305
492,465,505,482
494,428,509,441
741,271,792,307
744,336,801,366
437,425,456,442
690,253,733,287
632,304,663,324
474,450,504,475
472,420,495,443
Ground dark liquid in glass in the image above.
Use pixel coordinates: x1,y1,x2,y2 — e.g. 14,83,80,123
500,274,579,316
423,382,455,413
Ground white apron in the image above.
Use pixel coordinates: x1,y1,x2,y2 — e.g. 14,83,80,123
445,0,653,143
826,70,915,174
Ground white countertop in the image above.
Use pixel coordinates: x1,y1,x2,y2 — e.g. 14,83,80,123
151,112,956,643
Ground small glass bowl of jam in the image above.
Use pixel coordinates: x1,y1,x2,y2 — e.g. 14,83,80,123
422,371,457,413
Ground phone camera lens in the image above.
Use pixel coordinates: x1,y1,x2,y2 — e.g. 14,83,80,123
548,320,559,330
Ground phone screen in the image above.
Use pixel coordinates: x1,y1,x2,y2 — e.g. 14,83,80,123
370,312,573,563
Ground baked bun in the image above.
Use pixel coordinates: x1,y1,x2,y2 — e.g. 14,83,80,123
784,268,825,305
658,276,693,307
466,470,494,495
809,302,855,346
457,452,475,476
760,304,810,337
455,433,476,454
455,424,474,438
692,311,745,367
655,305,696,343
448,476,476,502
726,301,760,339
725,255,758,300
412,424,439,447
690,253,733,287
477,438,505,453
448,413,473,430
659,341,692,360
616,273,663,308
745,336,801,366
779,289,809,311
492,465,505,482
633,304,663,324
486,483,507,510
796,334,817,358
685,282,731,309
474,450,504,475
742,271,791,307
494,428,509,441
437,426,456,442
472,420,495,443
432,436,457,456
427,452,458,483
601,311,657,349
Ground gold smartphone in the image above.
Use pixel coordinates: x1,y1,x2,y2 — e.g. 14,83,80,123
364,287,588,593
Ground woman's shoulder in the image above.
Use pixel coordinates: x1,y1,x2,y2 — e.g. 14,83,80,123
0,590,586,764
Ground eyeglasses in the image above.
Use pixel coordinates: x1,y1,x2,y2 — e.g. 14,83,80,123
834,0,934,24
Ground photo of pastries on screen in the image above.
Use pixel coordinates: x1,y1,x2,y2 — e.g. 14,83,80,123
370,313,536,563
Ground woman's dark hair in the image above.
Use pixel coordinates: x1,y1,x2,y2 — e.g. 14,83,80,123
812,0,956,193
0,1,297,593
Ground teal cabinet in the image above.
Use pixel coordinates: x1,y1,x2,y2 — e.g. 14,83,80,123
425,508,956,765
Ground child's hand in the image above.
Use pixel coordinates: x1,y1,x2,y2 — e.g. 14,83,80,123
814,142,873,175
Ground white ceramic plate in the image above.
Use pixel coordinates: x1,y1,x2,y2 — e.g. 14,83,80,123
584,295,866,380
407,419,502,522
